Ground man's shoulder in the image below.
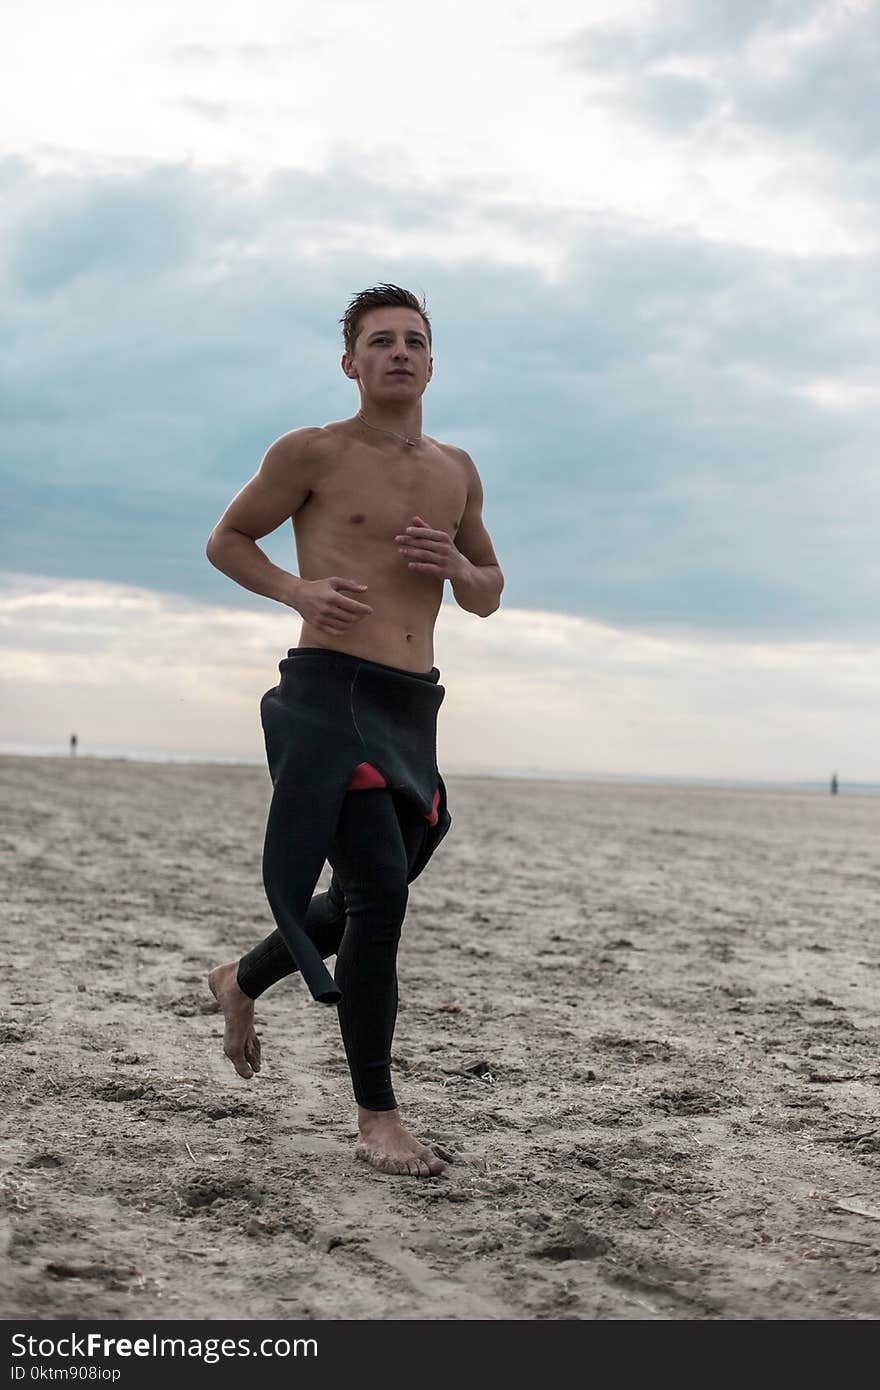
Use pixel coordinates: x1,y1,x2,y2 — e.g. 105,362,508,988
268,421,352,464
426,437,478,483
273,422,342,450
425,436,475,466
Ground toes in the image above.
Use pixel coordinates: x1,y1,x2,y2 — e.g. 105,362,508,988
244,1032,261,1071
416,1145,445,1176
354,1140,444,1177
225,1048,253,1079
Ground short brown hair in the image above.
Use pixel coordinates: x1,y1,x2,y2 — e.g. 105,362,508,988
341,284,431,355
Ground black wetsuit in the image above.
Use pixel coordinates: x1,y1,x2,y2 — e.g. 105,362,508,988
236,647,451,1111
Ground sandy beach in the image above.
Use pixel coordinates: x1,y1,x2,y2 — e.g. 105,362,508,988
1,752,878,1321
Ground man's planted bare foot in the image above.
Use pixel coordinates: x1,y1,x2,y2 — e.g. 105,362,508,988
355,1106,446,1177
207,962,261,1079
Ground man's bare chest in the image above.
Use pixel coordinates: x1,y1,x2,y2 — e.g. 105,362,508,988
298,447,468,541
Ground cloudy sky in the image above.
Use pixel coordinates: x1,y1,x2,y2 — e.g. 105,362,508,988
2,0,879,781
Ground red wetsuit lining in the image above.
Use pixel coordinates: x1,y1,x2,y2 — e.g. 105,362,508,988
347,761,440,827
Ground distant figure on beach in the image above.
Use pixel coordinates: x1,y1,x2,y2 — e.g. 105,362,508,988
830,772,838,795
69,733,77,757
205,285,504,1177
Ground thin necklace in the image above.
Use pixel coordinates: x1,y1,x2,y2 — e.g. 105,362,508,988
357,410,421,448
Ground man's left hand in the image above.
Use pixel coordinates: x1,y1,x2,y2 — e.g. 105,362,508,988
394,515,467,581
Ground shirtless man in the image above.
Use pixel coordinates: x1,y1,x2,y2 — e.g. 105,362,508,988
206,284,503,1177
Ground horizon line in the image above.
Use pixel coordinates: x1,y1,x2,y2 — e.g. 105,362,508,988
0,744,862,795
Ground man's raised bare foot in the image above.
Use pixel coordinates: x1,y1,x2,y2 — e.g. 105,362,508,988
355,1105,446,1177
207,962,261,1079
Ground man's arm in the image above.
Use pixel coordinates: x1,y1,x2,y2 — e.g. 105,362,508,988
449,451,503,617
205,429,317,607
394,450,503,617
206,429,373,634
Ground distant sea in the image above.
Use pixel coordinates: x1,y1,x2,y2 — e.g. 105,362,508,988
1,742,874,796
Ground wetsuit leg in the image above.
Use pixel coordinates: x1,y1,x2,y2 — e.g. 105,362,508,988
327,788,428,1112
236,792,428,1011
236,872,347,999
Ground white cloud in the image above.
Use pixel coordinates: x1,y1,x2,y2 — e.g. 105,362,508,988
726,361,880,411
2,573,877,782
795,377,880,410
742,0,855,83
1,0,875,264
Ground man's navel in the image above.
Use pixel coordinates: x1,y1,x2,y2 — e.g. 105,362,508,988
349,512,366,524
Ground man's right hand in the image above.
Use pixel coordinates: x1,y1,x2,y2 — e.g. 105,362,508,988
293,577,373,634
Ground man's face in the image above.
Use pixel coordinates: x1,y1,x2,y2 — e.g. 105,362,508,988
342,307,433,402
